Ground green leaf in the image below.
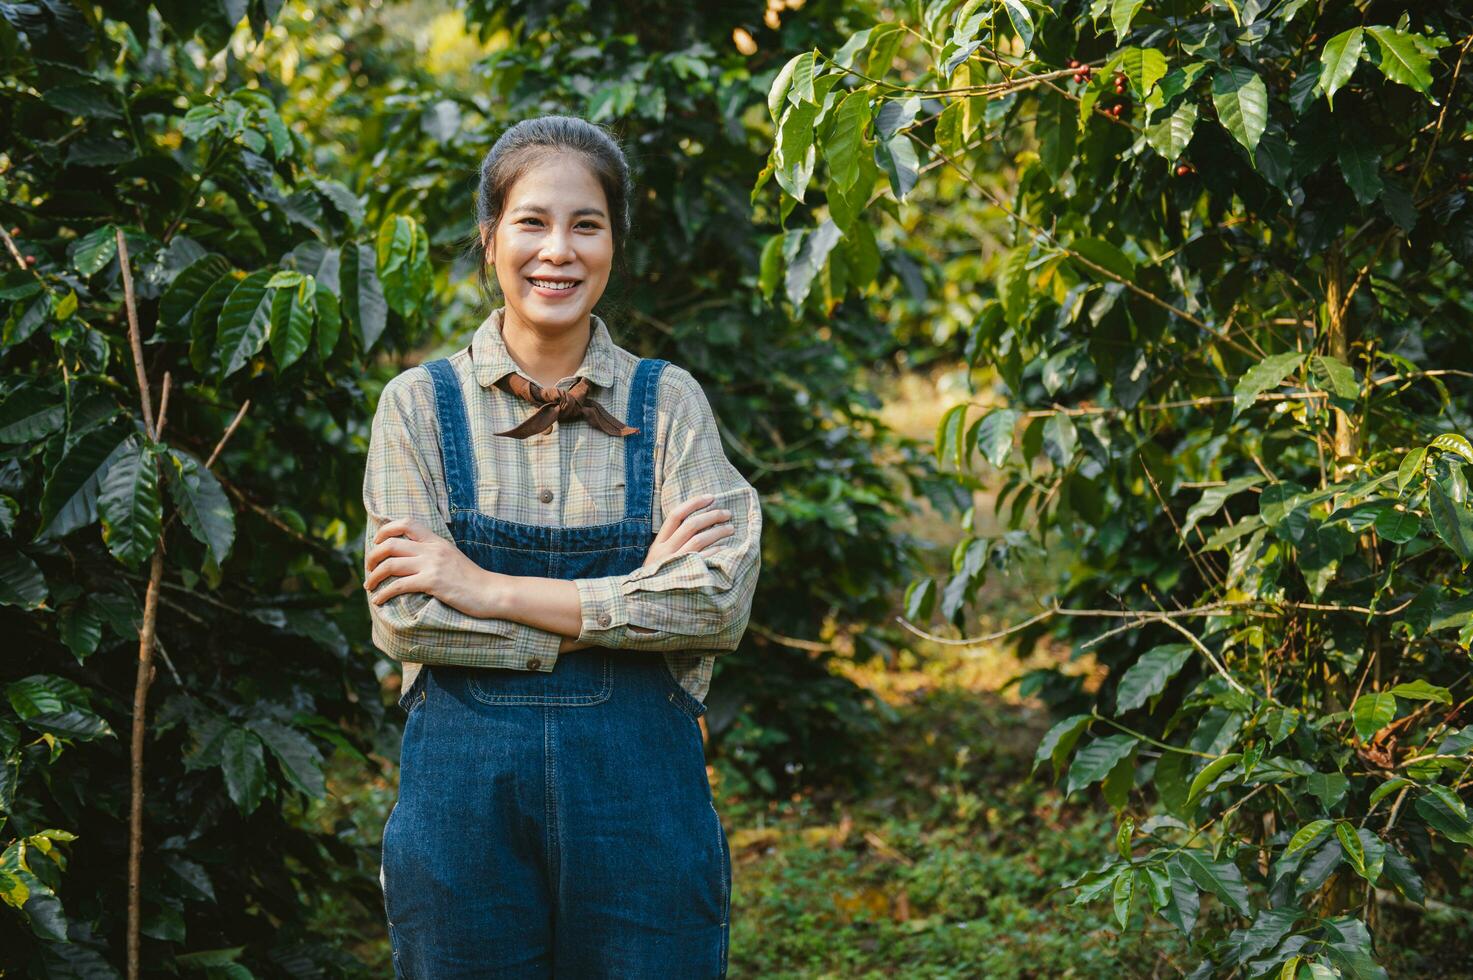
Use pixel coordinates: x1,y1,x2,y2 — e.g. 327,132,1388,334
165,449,234,565
1177,849,1250,916
995,0,1030,47
875,132,919,202
340,242,387,351
246,719,325,797
784,220,842,309
1232,351,1303,418
1369,777,1409,808
1305,771,1349,809
1365,26,1434,95
1186,752,1242,808
1285,819,1334,857
1382,845,1425,904
25,709,114,740
314,280,341,359
1115,643,1193,712
936,403,967,469
974,409,1018,468
1374,505,1420,543
1387,680,1452,704
1117,47,1167,98
37,425,132,540
220,728,267,815
1212,67,1268,153
70,225,117,276
1352,692,1397,741
0,384,66,444
1428,477,1473,564
1111,0,1145,44
1182,475,1264,537
1068,238,1135,283
215,268,275,379
1430,433,1473,465
1159,859,1199,935
1144,101,1198,163
159,254,233,338
768,52,807,120
376,214,415,277
0,551,47,609
823,91,872,194
57,601,103,661
1336,821,1366,878
774,100,819,202
1111,867,1135,930
1033,713,1091,780
268,279,315,370
264,269,305,289
1397,446,1428,495
1338,138,1384,206
1037,90,1077,181
1065,735,1138,797
1311,355,1360,400
97,438,160,567
1414,786,1473,844
1317,27,1366,107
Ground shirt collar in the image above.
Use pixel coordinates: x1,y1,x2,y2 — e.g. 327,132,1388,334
470,306,618,390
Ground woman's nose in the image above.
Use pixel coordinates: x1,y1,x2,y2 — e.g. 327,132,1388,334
540,226,576,262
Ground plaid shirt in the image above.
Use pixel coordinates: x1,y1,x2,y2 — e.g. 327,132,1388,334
362,307,762,703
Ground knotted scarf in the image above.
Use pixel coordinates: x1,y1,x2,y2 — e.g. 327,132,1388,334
492,372,639,439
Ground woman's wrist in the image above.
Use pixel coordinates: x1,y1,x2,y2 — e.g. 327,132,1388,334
474,568,514,620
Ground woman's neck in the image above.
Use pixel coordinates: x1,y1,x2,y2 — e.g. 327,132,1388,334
499,308,592,389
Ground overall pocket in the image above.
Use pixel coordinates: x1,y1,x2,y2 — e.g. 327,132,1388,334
464,651,613,706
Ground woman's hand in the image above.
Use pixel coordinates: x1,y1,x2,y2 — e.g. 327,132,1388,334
365,519,500,618
642,493,734,573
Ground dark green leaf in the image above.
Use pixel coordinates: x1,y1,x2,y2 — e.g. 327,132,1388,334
215,268,275,379
1115,644,1193,712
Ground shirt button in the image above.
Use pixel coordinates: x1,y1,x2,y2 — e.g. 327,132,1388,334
597,612,612,628
539,489,554,503
526,657,542,670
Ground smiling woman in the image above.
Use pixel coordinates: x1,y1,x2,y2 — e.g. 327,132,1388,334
362,115,758,978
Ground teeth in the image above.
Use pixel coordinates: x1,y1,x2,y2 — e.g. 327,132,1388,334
531,279,577,290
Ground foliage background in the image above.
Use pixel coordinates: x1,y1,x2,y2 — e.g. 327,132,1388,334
4,0,1473,977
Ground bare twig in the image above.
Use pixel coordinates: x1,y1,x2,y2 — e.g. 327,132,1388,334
116,229,158,980
116,227,156,440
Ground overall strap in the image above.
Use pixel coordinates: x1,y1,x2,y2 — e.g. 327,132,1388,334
623,358,670,523
422,358,479,514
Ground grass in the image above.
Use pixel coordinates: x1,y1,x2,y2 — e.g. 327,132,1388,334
718,648,1192,978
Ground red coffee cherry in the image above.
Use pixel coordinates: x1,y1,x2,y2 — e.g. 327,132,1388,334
1176,163,1191,176
25,254,37,266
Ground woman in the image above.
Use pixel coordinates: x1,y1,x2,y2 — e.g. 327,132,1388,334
361,115,762,978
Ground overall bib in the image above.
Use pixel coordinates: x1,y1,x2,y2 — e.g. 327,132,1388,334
380,356,732,978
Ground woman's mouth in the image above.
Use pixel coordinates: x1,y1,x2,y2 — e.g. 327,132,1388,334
528,277,581,296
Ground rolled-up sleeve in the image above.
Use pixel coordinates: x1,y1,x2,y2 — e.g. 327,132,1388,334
363,369,562,668
573,366,762,652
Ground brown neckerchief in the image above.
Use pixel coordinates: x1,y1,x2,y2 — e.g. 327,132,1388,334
472,337,638,439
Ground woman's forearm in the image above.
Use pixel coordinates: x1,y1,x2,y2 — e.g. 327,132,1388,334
485,569,655,646
490,571,583,638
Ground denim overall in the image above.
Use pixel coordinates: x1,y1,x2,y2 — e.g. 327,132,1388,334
379,356,731,978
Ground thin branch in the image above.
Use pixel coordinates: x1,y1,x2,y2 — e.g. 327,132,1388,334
116,227,156,440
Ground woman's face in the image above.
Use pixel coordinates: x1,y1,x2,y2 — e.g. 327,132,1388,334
485,151,614,338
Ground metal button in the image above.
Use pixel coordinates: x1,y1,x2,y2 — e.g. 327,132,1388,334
597,612,612,628
526,657,542,670
539,488,554,503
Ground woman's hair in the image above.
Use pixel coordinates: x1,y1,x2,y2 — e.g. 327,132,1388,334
468,115,633,313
